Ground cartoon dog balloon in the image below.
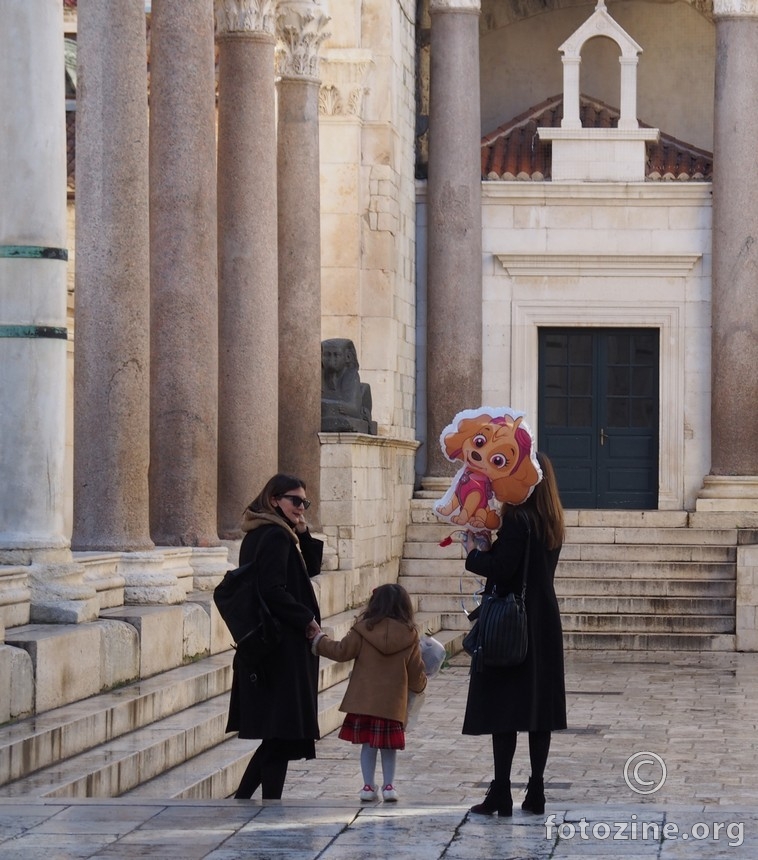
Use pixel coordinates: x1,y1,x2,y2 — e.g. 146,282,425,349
434,407,542,533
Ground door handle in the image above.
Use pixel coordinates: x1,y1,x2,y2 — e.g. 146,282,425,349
600,428,607,446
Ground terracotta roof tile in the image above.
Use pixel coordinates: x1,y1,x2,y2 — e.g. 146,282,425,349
482,94,713,182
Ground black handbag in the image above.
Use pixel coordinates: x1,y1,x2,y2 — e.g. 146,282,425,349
213,544,283,679
463,514,531,671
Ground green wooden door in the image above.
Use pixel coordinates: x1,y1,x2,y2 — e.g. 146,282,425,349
538,328,660,509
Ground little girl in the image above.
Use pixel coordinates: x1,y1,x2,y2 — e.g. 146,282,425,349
311,583,427,802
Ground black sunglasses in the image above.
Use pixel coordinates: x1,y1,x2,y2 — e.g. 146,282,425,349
279,494,311,510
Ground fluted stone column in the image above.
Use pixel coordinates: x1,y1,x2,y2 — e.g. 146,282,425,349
74,2,183,603
425,0,482,479
699,0,758,511
0,0,98,623
149,0,224,582
276,0,330,525
216,0,280,539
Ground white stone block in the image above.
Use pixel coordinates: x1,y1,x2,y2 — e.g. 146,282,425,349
100,605,185,679
182,602,210,660
5,623,103,713
6,643,33,719
95,619,139,690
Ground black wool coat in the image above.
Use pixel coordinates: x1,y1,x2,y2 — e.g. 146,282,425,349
225,513,323,745
462,509,567,734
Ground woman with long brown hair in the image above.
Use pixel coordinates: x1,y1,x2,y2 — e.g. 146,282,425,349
461,451,567,817
226,473,323,800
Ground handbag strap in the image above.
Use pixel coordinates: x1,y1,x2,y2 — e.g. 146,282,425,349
516,510,531,600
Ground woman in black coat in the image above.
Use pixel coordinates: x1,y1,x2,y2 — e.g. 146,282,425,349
226,473,323,799
462,452,566,817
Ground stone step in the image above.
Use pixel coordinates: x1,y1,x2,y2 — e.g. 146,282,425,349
560,613,734,634
415,593,735,626
402,538,736,563
404,520,741,548
0,652,233,789
563,632,736,651
400,556,735,580
122,631,467,800
557,595,734,615
555,577,735,598
401,572,735,598
557,560,735,579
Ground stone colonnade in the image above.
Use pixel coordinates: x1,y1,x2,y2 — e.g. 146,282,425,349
0,0,330,625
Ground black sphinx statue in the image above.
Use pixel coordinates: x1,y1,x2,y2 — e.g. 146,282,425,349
321,338,378,435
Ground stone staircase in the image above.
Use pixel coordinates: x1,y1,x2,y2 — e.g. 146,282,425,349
0,583,462,801
1,496,750,800
400,497,748,652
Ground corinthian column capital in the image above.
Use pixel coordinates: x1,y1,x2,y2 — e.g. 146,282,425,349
714,0,758,17
429,0,480,13
215,0,277,36
275,0,331,80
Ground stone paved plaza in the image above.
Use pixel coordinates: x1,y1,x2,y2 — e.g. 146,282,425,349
1,650,756,858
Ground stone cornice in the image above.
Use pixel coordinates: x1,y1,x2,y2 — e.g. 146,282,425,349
496,253,701,277
215,0,276,35
430,0,481,13
714,0,758,15
275,0,331,80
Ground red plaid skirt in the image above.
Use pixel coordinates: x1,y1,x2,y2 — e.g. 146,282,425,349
338,713,406,749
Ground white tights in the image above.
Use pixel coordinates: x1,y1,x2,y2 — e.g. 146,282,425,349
360,743,397,788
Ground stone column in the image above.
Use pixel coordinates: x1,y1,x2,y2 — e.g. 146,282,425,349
216,0,280,539
149,0,225,584
0,0,97,623
425,0,482,478
276,0,330,525
699,0,758,511
74,1,184,603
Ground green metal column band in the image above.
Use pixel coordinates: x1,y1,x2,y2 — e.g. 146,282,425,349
0,245,69,261
0,325,68,340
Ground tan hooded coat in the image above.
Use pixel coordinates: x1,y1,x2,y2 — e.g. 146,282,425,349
317,618,428,724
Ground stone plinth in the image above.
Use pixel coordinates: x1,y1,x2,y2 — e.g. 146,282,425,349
696,477,758,513
319,433,419,608
537,128,660,182
737,544,758,651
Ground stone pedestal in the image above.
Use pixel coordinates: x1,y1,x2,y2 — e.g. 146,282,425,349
318,433,419,614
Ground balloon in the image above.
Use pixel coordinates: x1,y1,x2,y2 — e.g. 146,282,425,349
433,406,542,533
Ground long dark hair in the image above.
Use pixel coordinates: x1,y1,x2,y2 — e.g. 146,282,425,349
246,473,306,517
359,583,416,631
505,452,565,550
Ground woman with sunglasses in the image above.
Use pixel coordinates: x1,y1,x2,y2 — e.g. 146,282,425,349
226,473,323,800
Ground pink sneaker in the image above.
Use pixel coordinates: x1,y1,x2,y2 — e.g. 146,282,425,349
382,784,398,802
359,784,378,801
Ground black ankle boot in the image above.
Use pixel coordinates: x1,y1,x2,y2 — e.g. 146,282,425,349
521,777,545,814
470,779,513,817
